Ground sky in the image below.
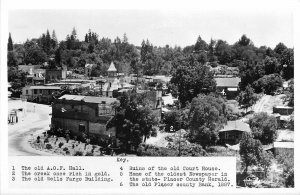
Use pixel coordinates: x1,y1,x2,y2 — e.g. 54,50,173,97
8,9,293,48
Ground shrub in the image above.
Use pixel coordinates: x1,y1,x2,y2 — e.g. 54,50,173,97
137,144,178,156
74,151,83,156
85,152,94,156
45,144,52,150
63,147,68,152
58,142,64,148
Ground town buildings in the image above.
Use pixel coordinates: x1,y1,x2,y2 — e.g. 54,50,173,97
21,85,61,103
51,94,119,140
215,77,241,99
45,69,67,83
85,64,96,77
218,120,251,145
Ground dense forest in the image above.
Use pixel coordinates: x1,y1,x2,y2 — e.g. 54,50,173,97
7,28,294,101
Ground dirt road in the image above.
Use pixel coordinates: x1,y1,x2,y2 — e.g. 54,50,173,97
8,100,54,156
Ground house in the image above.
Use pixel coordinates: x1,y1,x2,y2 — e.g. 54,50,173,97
21,85,61,103
18,65,46,85
215,77,241,99
26,69,46,85
18,65,42,73
85,64,96,77
273,106,294,116
268,142,294,156
45,69,67,83
218,120,251,145
51,95,119,140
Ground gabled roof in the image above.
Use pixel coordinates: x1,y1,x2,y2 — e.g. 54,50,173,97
107,62,117,72
219,120,251,132
273,142,294,149
215,77,241,88
28,86,61,90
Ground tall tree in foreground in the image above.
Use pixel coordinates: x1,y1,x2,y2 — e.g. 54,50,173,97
237,84,257,112
188,94,227,149
106,91,159,151
249,112,277,145
239,132,264,172
8,33,13,51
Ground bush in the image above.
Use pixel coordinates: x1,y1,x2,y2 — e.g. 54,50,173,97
45,144,52,150
58,142,64,148
63,147,68,152
74,151,83,156
137,144,178,156
85,152,94,156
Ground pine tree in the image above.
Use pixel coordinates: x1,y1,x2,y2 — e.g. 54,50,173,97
51,30,58,49
45,30,51,54
8,33,14,51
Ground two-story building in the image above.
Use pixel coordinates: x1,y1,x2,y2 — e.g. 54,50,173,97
51,95,119,139
215,77,241,99
45,69,67,83
21,85,61,103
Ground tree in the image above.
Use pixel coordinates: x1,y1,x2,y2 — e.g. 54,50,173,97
249,112,277,145
215,40,233,64
8,33,13,51
264,56,280,75
286,79,294,107
188,94,227,149
237,34,252,47
237,84,257,112
281,48,294,80
194,36,208,52
239,132,264,172
24,40,47,64
51,30,58,49
107,91,159,151
259,150,274,178
253,73,283,94
274,42,287,56
170,63,216,107
163,110,185,132
7,51,18,67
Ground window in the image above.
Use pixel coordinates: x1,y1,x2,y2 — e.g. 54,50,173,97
79,124,85,132
26,90,28,95
34,89,37,94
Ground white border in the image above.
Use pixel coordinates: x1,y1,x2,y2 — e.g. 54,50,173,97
1,0,299,194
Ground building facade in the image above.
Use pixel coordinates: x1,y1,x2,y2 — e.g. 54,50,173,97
51,95,119,139
45,69,67,83
21,85,61,103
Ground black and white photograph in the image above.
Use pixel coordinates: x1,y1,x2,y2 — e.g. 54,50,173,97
1,0,298,193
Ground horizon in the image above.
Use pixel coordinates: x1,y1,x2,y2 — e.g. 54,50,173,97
9,10,293,49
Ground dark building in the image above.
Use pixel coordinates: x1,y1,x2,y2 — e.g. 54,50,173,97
218,120,251,145
215,77,241,99
51,95,119,139
46,69,67,83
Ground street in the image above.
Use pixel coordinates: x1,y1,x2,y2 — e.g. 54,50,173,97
8,99,54,156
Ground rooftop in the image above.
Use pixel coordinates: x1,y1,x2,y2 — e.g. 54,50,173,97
18,65,42,72
273,142,294,149
28,86,61,90
219,120,251,132
59,94,118,104
107,62,117,72
215,77,241,88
